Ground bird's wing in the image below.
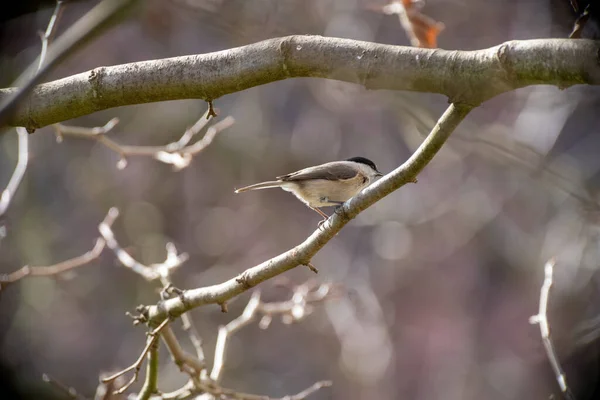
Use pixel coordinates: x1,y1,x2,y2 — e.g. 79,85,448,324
277,162,358,181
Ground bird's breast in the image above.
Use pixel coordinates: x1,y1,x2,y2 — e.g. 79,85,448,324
283,176,368,207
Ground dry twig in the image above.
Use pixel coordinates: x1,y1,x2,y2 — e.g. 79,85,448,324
161,325,205,376
38,1,66,69
53,110,234,170
99,208,189,281
0,207,116,290
42,373,88,400
158,279,207,376
101,318,170,394
0,0,66,225
529,259,575,400
135,340,159,400
211,281,339,382
195,380,332,400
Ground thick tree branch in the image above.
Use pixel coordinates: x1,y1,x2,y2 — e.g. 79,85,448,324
1,36,598,131
140,102,472,326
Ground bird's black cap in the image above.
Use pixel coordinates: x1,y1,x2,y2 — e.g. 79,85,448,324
346,156,381,173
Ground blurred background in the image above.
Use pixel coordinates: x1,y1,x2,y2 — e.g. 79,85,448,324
1,0,600,399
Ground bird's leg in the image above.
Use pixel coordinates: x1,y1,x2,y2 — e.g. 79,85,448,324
310,206,330,228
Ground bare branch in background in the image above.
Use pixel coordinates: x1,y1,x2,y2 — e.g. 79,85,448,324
0,238,105,290
161,325,205,376
98,208,189,281
0,207,116,290
141,102,473,325
101,318,170,394
0,127,29,220
1,36,598,130
570,4,591,38
0,0,66,229
180,311,206,363
135,340,159,400
38,1,66,70
158,282,207,376
53,110,234,170
42,373,89,400
175,282,336,399
529,259,575,400
195,379,332,400
94,376,126,400
211,281,340,382
0,0,139,129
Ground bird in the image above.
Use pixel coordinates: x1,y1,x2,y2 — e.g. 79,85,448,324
234,157,384,223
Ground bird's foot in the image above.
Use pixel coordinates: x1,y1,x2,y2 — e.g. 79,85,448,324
318,218,328,230
334,205,349,219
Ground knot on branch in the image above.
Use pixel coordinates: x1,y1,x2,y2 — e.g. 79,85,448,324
88,67,105,103
235,273,252,290
495,43,517,87
127,304,150,326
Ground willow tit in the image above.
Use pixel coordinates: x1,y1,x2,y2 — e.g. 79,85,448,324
235,157,383,222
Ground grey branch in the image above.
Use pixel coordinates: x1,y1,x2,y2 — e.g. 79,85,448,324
1,36,598,131
141,102,472,326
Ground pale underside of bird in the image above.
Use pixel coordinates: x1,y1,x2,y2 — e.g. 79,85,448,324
235,157,383,222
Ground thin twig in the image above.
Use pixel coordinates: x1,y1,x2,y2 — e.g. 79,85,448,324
280,380,332,400
94,376,126,400
42,373,88,400
196,380,332,400
53,111,234,170
570,4,591,38
38,1,66,70
529,259,575,400
0,127,29,218
135,340,159,400
159,382,195,400
211,282,339,382
0,238,105,289
211,291,261,381
0,0,66,227
98,208,189,281
143,103,473,325
157,276,207,376
101,318,170,394
180,312,205,362
0,195,116,290
161,326,205,375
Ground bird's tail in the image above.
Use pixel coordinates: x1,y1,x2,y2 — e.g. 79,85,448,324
234,181,283,193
